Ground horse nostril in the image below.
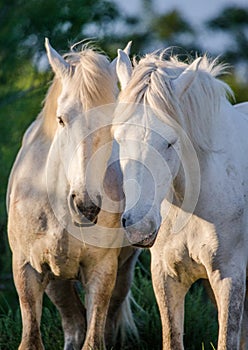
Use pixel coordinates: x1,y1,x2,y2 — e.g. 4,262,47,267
75,199,85,215
122,217,126,228
69,190,102,225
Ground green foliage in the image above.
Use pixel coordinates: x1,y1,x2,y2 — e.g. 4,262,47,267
224,74,248,104
151,10,194,43
0,308,21,350
40,305,64,349
184,282,218,350
207,6,248,31
206,6,248,64
0,302,64,350
131,252,162,350
0,0,120,84
0,80,48,274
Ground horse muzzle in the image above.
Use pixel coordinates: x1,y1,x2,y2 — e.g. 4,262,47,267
122,215,159,248
68,191,101,227
132,230,158,248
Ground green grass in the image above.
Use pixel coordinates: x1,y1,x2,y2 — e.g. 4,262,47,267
0,294,64,350
184,281,218,350
0,251,218,350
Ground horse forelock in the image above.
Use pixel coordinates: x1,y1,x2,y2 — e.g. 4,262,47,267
65,49,116,109
119,52,233,152
40,47,116,139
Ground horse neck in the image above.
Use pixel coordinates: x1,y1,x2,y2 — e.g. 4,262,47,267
172,99,238,215
172,140,205,215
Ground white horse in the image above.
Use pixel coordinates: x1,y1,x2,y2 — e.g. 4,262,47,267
7,39,139,350
113,48,248,349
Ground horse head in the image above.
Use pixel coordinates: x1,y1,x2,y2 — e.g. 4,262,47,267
113,49,201,246
45,39,131,227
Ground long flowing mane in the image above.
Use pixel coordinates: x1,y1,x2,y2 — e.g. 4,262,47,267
119,52,233,151
40,45,116,138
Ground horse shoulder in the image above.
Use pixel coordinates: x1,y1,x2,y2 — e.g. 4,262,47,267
195,114,247,222
152,214,203,282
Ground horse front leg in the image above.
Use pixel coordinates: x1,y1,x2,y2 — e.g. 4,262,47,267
151,254,190,350
208,266,246,350
46,280,86,350
82,250,119,350
12,253,48,350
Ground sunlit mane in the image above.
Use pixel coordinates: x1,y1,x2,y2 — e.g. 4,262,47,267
119,52,233,151
40,46,116,138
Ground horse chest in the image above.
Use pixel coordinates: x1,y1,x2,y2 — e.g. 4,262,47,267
29,230,83,278
9,199,82,278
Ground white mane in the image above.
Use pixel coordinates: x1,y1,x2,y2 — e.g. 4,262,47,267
119,52,233,151
41,46,116,138
64,46,116,110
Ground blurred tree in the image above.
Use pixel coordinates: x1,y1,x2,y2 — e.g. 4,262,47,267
124,0,199,57
152,10,193,41
150,10,197,52
206,6,248,88
0,0,126,98
207,6,248,64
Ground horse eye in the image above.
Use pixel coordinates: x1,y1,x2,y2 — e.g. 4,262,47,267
167,139,177,149
57,116,65,127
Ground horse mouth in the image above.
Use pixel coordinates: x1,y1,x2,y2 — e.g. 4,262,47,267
74,216,98,227
130,230,158,248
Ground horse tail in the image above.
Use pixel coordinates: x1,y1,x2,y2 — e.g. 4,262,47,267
114,290,140,346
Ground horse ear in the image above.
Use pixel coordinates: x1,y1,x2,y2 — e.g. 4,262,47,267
110,41,132,89
122,41,132,56
45,38,70,78
116,49,132,90
172,57,202,98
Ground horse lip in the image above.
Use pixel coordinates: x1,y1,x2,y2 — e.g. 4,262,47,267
130,230,158,248
73,216,98,227
133,241,154,248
